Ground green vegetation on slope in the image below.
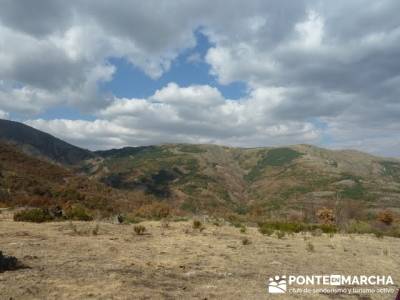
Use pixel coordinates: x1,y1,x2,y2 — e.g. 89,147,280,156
177,144,207,153
381,161,400,181
245,148,303,181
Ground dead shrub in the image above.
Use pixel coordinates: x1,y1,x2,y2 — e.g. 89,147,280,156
136,202,171,219
242,237,251,245
377,210,394,226
275,231,285,239
14,208,54,223
311,228,323,237
134,225,146,235
316,207,335,225
287,210,304,222
92,224,100,235
160,219,170,229
66,221,99,236
193,220,202,229
64,205,93,221
306,242,315,252
0,251,26,272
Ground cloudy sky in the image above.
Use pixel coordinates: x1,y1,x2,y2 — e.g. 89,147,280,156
0,0,399,156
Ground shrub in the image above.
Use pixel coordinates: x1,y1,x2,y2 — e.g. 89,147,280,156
231,221,243,228
92,224,100,235
316,207,335,225
346,220,373,234
387,224,400,238
242,237,251,245
136,202,171,219
213,219,223,227
160,219,170,229
240,225,247,234
377,210,394,226
258,221,337,235
14,208,54,223
311,229,323,237
276,231,285,239
65,205,93,221
68,221,79,234
134,225,146,235
0,251,24,272
317,224,337,234
172,216,188,222
258,221,305,233
259,226,274,236
306,242,315,252
373,230,384,239
193,220,202,229
123,213,141,224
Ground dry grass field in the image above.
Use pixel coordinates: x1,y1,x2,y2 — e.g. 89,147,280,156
0,211,399,300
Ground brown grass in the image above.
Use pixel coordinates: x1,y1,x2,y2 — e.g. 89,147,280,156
0,213,399,299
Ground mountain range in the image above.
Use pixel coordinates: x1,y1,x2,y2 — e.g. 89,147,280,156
0,119,94,165
0,118,399,219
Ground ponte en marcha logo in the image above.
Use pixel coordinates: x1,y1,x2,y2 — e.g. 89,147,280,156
267,274,396,295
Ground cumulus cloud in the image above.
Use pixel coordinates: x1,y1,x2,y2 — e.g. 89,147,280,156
27,83,321,149
1,0,400,155
0,109,9,119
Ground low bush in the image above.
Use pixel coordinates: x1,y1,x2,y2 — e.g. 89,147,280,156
0,251,25,272
134,225,146,235
160,219,170,229
64,205,93,221
92,224,100,235
311,229,323,237
136,202,171,219
123,213,141,224
213,219,223,227
377,210,394,225
242,237,251,245
258,221,304,233
346,220,373,234
276,231,285,239
14,208,54,223
316,207,335,225
373,230,384,239
345,220,400,238
193,220,202,229
258,221,337,235
306,242,315,252
317,224,337,234
387,224,400,238
230,221,243,228
258,226,274,236
67,222,100,236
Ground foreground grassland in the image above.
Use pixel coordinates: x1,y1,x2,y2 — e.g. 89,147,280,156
0,212,399,300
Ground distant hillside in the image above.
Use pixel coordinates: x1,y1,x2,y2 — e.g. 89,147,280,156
1,118,400,219
84,143,400,217
0,142,115,211
0,119,94,165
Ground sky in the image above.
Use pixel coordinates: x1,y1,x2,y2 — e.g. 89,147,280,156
0,0,399,156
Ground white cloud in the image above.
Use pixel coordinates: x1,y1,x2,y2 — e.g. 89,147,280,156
27,83,321,149
294,10,324,48
1,0,400,155
25,118,133,150
0,109,9,119
151,83,225,106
